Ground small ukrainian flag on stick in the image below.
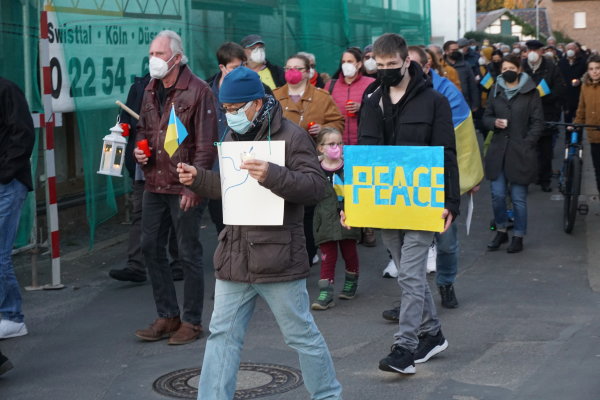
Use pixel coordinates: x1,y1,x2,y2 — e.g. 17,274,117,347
537,79,551,97
164,104,189,157
480,72,493,90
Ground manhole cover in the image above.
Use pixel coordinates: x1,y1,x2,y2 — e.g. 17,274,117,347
153,362,303,399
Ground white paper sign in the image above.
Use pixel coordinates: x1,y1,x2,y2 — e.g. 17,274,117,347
466,193,474,235
218,141,286,225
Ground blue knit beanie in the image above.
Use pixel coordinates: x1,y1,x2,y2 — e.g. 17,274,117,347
219,67,265,103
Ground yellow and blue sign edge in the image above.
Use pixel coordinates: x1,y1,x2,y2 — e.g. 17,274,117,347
343,145,445,232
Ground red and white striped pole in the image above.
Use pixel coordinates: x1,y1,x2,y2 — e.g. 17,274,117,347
39,9,63,289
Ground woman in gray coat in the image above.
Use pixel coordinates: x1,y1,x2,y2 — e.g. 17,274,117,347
483,54,544,253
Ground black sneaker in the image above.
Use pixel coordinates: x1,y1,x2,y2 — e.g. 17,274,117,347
414,330,448,364
378,345,416,374
438,284,459,309
382,301,401,322
109,267,147,283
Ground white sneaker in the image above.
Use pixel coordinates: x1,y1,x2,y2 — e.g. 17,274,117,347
382,259,398,278
427,243,437,274
0,319,28,339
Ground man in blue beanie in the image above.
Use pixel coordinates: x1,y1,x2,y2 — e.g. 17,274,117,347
178,67,343,400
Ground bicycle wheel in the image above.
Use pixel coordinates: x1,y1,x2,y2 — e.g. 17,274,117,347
563,156,582,233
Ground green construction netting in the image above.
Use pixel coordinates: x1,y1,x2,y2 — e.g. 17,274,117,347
5,0,431,247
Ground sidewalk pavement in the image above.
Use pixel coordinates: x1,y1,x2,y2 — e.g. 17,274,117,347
3,147,600,399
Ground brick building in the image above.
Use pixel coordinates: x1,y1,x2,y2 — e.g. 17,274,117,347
541,0,600,51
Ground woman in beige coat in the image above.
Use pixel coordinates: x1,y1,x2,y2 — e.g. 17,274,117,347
274,53,344,139
574,54,600,192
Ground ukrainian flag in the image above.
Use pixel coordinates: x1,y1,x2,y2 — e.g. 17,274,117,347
333,173,344,201
431,70,484,194
537,79,551,97
480,72,494,90
164,104,189,157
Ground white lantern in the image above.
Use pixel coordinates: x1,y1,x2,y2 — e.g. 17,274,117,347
97,123,127,177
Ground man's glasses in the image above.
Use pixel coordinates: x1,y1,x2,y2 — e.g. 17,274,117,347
221,101,252,115
284,66,306,71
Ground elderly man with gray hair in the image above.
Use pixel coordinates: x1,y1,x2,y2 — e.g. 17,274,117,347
133,30,218,345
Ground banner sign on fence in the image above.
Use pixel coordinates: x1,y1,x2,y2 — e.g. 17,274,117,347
45,0,186,112
343,145,445,232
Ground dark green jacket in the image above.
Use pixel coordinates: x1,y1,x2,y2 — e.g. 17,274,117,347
313,184,361,246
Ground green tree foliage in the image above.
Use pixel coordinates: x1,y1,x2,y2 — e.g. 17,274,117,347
477,0,537,12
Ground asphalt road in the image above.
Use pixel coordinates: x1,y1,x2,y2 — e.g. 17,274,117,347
3,151,600,400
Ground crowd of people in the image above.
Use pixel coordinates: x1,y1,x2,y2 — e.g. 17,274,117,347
1,28,599,400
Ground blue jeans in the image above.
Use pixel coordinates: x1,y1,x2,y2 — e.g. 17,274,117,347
0,179,28,323
434,222,458,286
198,279,342,400
490,172,528,237
381,230,441,352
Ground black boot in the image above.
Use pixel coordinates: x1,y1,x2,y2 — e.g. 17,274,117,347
487,231,508,250
438,284,459,309
109,267,147,283
507,236,523,253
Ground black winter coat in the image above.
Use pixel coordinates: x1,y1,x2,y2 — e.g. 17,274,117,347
358,62,460,218
483,76,544,185
0,77,35,191
558,56,587,112
522,57,566,126
122,74,151,179
265,60,286,88
454,60,480,111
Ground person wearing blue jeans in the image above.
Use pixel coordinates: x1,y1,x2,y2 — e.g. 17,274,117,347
490,171,528,238
483,54,543,253
0,77,35,339
178,67,342,400
434,223,459,308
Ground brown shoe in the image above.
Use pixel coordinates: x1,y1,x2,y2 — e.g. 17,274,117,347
135,317,181,341
168,322,203,345
361,228,377,247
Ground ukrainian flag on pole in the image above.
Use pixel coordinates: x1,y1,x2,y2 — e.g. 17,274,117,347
164,104,189,157
480,72,494,90
537,79,551,97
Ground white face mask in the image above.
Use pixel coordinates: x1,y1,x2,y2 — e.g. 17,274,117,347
566,49,576,58
527,51,540,64
341,63,358,78
309,68,316,79
250,47,266,64
364,57,377,72
503,52,509,57
512,48,521,54
478,57,487,66
149,55,176,79
544,51,554,58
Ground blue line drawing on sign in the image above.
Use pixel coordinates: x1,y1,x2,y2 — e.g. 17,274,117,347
221,145,253,197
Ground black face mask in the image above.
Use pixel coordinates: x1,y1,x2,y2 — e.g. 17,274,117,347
449,51,463,61
502,70,518,83
377,61,406,87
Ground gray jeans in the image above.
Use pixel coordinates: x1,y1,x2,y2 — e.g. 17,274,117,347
381,229,441,352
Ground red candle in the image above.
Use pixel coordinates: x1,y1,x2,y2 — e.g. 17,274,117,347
120,123,130,137
346,100,356,117
137,139,151,157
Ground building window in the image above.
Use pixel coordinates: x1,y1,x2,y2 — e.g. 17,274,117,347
501,19,512,36
574,12,586,29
